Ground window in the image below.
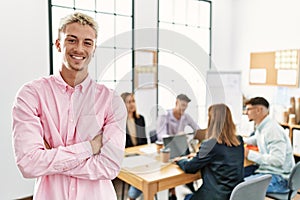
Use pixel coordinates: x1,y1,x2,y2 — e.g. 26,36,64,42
157,0,212,126
48,0,134,93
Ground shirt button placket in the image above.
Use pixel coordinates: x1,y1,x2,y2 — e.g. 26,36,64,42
67,90,75,142
69,178,76,199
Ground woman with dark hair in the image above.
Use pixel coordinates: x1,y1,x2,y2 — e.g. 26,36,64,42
175,104,244,200
120,92,147,200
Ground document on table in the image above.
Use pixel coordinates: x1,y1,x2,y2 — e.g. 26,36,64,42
139,146,157,154
122,155,170,174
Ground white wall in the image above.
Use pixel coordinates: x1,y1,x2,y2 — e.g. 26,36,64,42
0,1,49,199
2,0,300,198
231,0,300,119
211,0,235,70
134,0,158,139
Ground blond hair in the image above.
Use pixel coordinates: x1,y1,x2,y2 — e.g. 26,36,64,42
207,104,240,147
58,12,98,39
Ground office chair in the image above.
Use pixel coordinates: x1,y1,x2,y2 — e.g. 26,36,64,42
229,174,272,200
149,129,157,143
266,162,300,200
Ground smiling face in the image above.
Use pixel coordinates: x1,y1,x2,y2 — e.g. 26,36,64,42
55,22,96,79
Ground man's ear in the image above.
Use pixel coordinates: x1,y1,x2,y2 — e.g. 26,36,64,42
257,105,264,114
55,39,61,52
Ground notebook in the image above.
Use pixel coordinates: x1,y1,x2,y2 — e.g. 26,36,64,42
162,134,190,159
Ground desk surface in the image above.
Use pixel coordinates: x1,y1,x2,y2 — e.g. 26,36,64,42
118,143,201,200
118,143,253,200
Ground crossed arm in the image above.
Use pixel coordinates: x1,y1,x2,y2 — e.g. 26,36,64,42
44,135,102,155
12,87,127,180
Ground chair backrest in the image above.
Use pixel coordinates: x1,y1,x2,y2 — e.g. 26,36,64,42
288,161,300,198
149,130,157,143
229,174,272,200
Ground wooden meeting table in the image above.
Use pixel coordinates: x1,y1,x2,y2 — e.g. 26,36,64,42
118,143,254,200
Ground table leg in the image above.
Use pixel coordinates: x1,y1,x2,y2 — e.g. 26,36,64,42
121,181,125,200
142,182,158,200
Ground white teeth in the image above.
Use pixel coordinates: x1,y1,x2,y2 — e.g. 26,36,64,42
72,55,84,60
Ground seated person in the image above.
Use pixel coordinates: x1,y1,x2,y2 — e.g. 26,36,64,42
156,94,200,199
174,104,244,200
121,92,147,148
156,94,199,141
120,92,147,200
243,97,295,193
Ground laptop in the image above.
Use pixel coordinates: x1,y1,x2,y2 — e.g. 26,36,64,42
162,134,190,159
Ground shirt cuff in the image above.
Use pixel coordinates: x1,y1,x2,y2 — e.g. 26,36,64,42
248,150,260,163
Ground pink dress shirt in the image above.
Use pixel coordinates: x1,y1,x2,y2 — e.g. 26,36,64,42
12,73,127,200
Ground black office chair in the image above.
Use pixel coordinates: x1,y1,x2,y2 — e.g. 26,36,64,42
266,162,300,200
149,129,157,143
229,174,272,200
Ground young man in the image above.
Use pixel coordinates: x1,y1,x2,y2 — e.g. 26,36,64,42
156,94,200,200
156,94,200,141
244,97,295,193
12,12,127,199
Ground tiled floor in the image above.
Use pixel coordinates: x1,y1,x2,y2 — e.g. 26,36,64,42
114,178,300,200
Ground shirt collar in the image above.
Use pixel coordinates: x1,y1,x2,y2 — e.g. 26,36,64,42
168,109,185,120
256,115,270,132
54,72,91,93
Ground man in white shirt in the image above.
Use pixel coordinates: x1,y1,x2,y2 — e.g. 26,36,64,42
244,97,295,193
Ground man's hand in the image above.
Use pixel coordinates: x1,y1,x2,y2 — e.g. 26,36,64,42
90,134,103,155
44,139,51,149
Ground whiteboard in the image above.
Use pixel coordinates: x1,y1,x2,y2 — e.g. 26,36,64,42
206,71,243,125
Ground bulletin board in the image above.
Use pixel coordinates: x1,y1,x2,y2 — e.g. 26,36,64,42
249,51,276,85
249,50,300,87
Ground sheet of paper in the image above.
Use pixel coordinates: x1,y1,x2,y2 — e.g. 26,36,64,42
122,155,156,168
277,69,297,85
249,69,266,84
122,155,171,174
139,146,157,154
